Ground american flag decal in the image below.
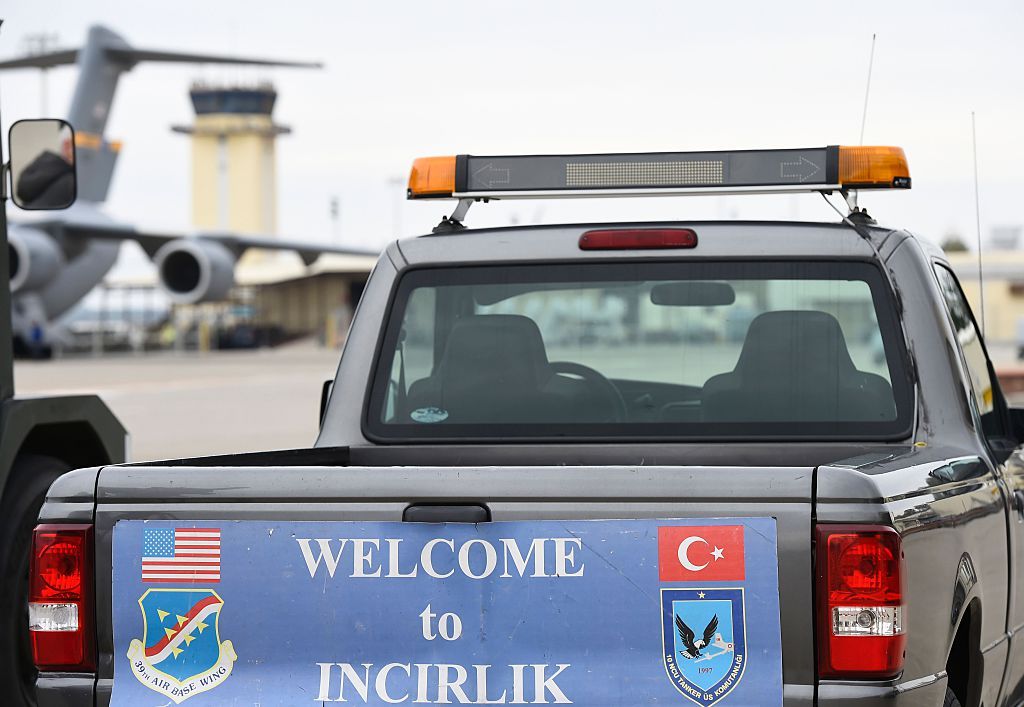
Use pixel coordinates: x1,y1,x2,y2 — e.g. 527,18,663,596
142,528,221,583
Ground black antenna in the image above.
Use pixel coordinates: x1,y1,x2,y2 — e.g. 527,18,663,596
972,111,986,335
859,34,877,145
846,33,877,216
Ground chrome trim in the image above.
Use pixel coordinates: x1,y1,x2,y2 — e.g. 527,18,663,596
452,184,845,200
895,670,947,693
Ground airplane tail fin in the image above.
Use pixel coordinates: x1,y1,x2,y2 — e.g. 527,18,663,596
0,25,320,203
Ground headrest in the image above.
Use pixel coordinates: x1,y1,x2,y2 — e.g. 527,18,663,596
734,310,855,379
438,315,550,387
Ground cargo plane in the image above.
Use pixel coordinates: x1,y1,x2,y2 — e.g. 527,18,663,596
0,24,373,353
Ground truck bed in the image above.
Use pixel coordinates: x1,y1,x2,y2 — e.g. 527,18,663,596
83,458,822,705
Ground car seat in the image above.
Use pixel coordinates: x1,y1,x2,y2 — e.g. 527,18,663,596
701,310,895,423
405,314,556,423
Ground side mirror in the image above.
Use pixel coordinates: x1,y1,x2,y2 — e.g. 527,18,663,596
8,119,77,211
319,379,334,429
1010,407,1024,444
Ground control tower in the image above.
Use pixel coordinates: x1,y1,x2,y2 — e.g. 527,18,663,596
172,83,290,261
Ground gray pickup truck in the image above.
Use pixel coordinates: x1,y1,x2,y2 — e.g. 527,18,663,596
29,147,1024,707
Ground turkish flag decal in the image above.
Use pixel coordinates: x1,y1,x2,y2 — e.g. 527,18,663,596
658,525,745,581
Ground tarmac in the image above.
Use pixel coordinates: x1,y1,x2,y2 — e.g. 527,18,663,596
13,339,341,462
14,338,1024,464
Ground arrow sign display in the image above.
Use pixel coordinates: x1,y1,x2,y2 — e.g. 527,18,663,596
779,156,821,183
460,147,837,195
472,162,511,188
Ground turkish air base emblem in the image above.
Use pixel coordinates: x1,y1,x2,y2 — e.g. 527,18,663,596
126,589,237,703
661,588,746,706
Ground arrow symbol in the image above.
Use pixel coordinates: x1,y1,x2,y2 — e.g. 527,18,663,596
780,156,821,183
473,162,511,188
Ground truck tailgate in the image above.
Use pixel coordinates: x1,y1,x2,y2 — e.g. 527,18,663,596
94,464,813,705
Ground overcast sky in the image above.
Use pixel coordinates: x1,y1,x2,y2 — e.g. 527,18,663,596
1,1,1022,279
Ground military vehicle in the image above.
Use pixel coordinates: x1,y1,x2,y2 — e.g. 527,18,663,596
31,145,1022,706
0,95,127,707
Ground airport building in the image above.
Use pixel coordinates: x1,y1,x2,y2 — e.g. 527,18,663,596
170,82,374,347
947,249,1024,346
173,82,287,250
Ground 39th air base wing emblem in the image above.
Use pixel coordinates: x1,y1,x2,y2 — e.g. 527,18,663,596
126,589,236,703
661,588,746,706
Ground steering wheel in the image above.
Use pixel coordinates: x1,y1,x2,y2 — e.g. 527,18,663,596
549,361,628,423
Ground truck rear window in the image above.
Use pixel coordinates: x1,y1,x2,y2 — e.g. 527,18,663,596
365,261,912,441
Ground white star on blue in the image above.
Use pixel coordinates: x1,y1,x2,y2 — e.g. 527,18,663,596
143,529,175,557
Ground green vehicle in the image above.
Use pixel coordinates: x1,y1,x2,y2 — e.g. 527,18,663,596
0,90,127,705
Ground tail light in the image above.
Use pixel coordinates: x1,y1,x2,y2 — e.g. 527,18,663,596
579,228,698,250
29,524,95,671
816,525,905,679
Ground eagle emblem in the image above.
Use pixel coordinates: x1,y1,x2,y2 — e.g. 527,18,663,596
676,613,720,659
661,588,746,706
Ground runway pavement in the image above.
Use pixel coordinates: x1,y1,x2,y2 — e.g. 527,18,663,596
14,340,341,462
15,337,1024,464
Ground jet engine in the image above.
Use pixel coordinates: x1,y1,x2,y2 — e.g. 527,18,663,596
9,227,66,293
154,239,237,304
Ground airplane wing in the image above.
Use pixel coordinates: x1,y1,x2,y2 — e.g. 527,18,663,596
51,220,378,265
9,212,380,312
0,47,320,71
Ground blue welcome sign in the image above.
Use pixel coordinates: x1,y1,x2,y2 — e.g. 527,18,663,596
111,518,782,705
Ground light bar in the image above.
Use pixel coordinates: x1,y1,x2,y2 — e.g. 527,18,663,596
407,146,910,200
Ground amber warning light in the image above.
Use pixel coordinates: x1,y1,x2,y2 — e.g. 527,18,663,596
407,146,910,200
